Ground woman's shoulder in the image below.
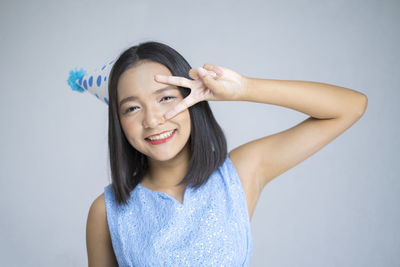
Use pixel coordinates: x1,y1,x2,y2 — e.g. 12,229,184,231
86,192,110,250
88,193,106,222
87,192,119,266
228,151,261,222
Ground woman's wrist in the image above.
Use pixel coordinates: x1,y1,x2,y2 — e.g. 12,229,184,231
236,76,256,102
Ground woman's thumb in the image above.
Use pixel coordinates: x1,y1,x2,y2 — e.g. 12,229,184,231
203,63,223,76
198,67,220,89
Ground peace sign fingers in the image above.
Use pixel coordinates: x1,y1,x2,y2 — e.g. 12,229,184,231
164,93,200,120
154,69,215,120
154,74,193,89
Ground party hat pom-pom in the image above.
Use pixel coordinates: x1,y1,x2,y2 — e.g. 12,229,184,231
67,68,87,92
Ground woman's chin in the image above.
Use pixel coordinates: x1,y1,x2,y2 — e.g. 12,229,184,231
146,153,177,163
143,141,190,163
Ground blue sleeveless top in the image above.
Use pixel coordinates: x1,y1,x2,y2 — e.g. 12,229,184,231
104,155,253,266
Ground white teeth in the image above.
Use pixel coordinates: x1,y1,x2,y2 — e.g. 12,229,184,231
147,130,175,141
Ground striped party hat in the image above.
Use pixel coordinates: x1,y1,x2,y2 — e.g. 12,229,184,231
67,58,115,105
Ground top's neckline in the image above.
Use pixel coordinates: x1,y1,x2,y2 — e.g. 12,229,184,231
137,183,190,206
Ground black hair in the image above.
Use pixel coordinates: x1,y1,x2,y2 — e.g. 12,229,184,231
108,41,227,205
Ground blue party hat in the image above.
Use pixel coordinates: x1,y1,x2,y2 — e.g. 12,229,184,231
67,59,115,105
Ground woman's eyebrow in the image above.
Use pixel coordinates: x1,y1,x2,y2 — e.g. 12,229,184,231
119,86,178,108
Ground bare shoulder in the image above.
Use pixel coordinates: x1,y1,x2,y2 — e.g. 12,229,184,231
87,193,107,227
90,193,106,212
86,193,118,267
228,150,262,222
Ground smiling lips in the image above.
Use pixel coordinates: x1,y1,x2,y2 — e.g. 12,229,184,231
145,129,176,145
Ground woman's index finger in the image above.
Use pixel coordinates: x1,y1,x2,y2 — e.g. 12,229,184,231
154,74,191,88
164,94,198,120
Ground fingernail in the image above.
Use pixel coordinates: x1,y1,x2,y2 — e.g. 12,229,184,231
155,74,164,80
198,67,206,76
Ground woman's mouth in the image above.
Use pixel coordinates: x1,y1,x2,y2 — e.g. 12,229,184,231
145,129,177,145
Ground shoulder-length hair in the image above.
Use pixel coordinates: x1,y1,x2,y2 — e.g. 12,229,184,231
108,41,227,205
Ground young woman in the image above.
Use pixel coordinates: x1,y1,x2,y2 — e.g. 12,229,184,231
86,41,367,266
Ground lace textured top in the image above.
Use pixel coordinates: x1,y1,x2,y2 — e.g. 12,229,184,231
104,155,253,266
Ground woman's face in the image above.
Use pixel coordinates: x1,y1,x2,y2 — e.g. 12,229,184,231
117,60,191,162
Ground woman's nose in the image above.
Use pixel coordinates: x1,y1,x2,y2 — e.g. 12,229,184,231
142,107,166,128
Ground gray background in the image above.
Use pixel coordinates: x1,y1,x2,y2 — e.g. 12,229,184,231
0,0,398,266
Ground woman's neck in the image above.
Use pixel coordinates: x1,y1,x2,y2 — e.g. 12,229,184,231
143,143,190,190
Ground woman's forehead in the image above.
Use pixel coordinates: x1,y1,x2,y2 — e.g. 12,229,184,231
117,61,173,99
121,61,171,84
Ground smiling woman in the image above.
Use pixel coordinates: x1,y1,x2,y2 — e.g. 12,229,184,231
84,40,367,267
84,41,258,267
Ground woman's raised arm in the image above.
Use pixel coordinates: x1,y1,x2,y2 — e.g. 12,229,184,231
228,75,367,193
154,64,367,219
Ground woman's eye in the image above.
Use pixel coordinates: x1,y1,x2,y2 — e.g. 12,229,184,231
123,97,175,114
124,106,139,114
161,96,176,102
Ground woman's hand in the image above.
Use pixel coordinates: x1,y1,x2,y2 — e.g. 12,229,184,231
154,63,249,120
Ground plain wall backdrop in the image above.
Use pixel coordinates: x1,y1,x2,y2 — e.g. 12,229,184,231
0,0,398,266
